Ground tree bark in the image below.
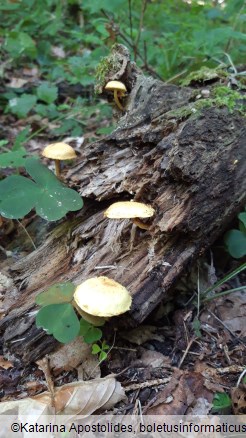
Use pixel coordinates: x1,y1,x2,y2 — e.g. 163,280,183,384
1,45,245,363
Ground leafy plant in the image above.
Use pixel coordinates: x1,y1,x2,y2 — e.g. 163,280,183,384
79,319,103,344
224,210,246,259
35,282,80,343
35,282,109,362
36,303,80,344
92,340,110,362
0,157,83,221
211,392,232,414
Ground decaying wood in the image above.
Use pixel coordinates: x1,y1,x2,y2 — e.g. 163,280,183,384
0,45,245,363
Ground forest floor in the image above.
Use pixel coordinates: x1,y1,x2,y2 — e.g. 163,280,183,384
0,65,245,419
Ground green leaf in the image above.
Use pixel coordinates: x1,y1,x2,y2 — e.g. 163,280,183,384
79,319,102,343
224,229,246,259
91,343,101,354
192,317,202,337
0,175,39,218
12,127,30,151
0,140,9,148
238,212,246,228
0,149,28,168
37,82,58,104
101,340,110,350
35,282,76,306
83,327,102,344
8,94,37,118
0,158,83,221
202,262,246,298
5,31,37,59
211,392,231,414
79,318,92,336
36,303,80,343
99,351,108,362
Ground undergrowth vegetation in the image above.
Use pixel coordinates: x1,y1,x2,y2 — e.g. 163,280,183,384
0,0,245,137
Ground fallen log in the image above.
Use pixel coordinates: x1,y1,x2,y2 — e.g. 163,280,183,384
1,45,245,363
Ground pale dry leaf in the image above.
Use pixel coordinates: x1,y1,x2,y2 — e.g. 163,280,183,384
188,397,212,415
132,348,171,368
216,292,246,336
51,46,66,59
0,375,126,418
48,337,91,373
8,78,28,88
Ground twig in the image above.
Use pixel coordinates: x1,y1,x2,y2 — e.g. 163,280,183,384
128,0,133,43
124,377,171,392
17,219,37,250
237,368,246,387
134,0,148,61
178,338,196,369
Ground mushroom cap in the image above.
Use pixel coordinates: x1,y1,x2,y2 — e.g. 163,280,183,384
104,201,155,219
73,276,132,317
105,81,127,93
42,142,77,160
73,302,106,326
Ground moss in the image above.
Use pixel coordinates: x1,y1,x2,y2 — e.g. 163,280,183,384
165,86,244,122
95,44,124,94
211,86,245,114
181,67,228,86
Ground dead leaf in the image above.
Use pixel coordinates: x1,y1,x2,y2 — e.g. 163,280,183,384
188,397,212,415
146,370,214,415
48,337,91,373
0,356,14,370
132,348,171,368
8,78,28,88
0,375,126,417
200,291,246,338
216,292,246,337
51,46,66,59
231,386,246,415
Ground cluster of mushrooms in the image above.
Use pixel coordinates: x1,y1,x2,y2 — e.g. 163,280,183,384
41,79,155,322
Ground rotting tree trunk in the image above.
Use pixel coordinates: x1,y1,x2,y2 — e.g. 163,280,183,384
1,45,245,363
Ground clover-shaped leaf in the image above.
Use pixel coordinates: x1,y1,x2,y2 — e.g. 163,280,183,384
0,174,39,218
0,148,28,168
79,319,103,344
35,282,76,306
36,303,80,343
224,229,246,259
0,157,83,220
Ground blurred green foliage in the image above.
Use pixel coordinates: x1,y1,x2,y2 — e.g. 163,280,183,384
0,0,245,135
1,0,245,80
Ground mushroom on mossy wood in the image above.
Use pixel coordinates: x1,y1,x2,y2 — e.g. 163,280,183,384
0,45,245,364
104,81,127,111
42,142,77,178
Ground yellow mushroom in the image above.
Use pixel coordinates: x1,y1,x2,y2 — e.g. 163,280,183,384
73,276,132,318
104,80,127,111
42,142,77,178
104,201,155,230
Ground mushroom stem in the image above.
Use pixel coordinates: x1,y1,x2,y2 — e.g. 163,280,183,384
132,218,151,230
54,160,61,178
113,89,124,111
